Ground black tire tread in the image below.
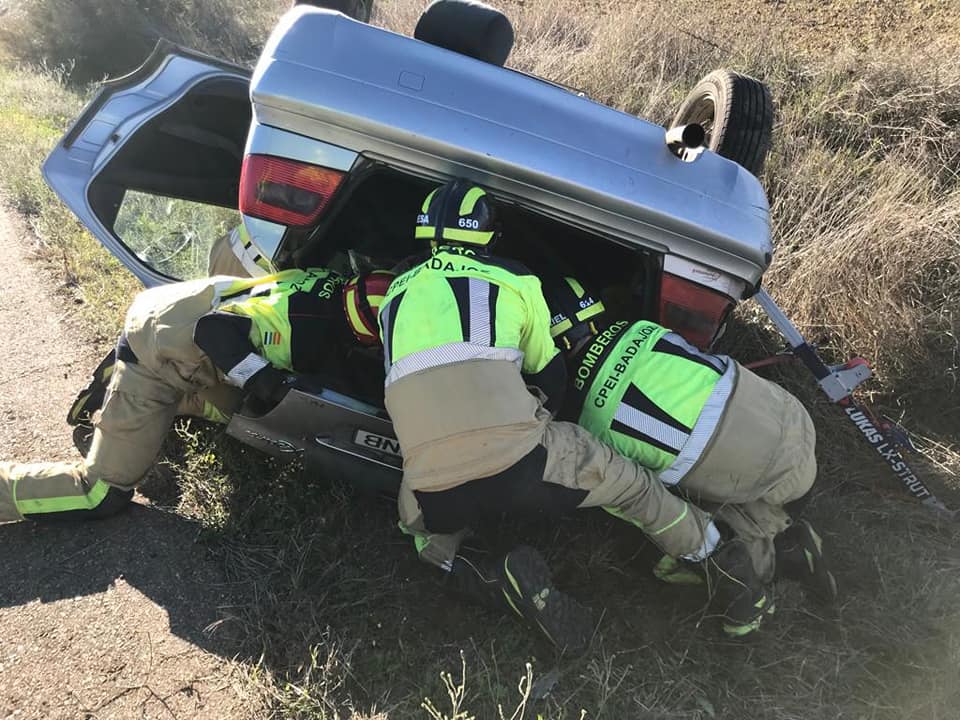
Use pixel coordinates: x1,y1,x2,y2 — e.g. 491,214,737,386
672,69,774,176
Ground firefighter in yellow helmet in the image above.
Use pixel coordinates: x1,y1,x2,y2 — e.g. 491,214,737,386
379,179,724,653
2,268,391,524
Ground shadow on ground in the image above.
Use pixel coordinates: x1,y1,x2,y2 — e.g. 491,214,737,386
0,500,260,719
0,504,238,654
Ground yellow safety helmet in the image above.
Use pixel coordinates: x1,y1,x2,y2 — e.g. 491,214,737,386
415,178,500,249
544,276,606,352
343,269,397,346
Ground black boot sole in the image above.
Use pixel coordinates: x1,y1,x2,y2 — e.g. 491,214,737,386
501,545,594,654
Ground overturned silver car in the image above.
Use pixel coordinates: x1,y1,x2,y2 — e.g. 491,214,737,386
45,3,787,497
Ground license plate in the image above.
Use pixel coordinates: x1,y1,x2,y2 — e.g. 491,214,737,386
353,429,402,458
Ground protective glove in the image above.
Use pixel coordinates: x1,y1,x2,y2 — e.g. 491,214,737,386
283,373,331,397
653,554,704,585
245,367,331,405
652,520,721,585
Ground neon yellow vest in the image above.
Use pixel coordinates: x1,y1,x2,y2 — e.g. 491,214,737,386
574,320,725,472
215,268,345,369
379,246,558,378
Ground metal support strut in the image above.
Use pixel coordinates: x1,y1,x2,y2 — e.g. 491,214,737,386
753,290,953,517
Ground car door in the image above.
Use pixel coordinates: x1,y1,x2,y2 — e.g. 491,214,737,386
43,40,253,287
47,40,403,492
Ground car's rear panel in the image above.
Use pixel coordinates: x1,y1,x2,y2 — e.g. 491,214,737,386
227,389,402,494
248,7,772,294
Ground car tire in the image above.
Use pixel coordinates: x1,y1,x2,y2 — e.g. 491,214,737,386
672,69,774,176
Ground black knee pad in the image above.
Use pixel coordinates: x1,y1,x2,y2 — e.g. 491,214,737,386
415,445,587,534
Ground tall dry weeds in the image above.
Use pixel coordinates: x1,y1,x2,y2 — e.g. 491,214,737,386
499,1,960,433
0,0,288,82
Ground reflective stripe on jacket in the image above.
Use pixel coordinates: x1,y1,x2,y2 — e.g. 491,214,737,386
378,246,558,384
227,224,275,276
573,320,735,485
217,268,346,370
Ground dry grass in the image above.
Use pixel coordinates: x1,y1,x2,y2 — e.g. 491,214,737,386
0,0,289,83
0,0,959,718
501,1,960,447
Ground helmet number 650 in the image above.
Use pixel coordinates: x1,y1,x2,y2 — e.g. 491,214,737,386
458,218,480,229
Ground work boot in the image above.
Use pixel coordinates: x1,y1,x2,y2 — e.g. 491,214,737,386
447,552,503,611
67,348,116,426
449,545,594,653
775,520,838,604
706,542,774,638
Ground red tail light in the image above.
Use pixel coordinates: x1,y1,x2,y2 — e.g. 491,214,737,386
239,154,345,227
658,273,734,350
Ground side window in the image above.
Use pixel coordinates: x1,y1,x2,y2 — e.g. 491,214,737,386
113,191,241,280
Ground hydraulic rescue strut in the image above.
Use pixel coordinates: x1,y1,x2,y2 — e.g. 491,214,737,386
751,289,954,517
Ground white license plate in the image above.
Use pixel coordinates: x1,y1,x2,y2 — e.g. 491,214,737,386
353,429,402,458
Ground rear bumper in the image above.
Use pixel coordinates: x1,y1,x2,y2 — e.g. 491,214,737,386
226,388,401,495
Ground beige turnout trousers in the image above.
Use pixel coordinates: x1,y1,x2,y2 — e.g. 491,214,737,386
176,383,244,424
679,366,817,582
0,279,238,522
388,360,714,570
0,358,184,521
207,227,254,278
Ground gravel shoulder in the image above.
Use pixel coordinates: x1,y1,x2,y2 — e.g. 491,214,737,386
0,203,257,719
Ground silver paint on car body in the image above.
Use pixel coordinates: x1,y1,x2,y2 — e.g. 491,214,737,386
244,121,358,171
249,7,773,287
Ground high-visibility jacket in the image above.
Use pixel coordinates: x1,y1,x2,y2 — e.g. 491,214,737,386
109,269,344,391
178,268,347,390
570,320,736,486
207,223,276,277
378,246,559,386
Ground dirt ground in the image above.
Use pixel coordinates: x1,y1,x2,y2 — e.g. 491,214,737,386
0,204,257,720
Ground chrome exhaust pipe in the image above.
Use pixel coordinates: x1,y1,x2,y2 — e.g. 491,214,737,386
665,123,706,160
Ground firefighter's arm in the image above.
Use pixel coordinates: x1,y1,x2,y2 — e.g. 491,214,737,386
193,311,287,399
519,281,567,414
615,474,720,561
522,354,566,416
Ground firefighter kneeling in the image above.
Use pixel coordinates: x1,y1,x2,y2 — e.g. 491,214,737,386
0,268,393,524
545,275,838,637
